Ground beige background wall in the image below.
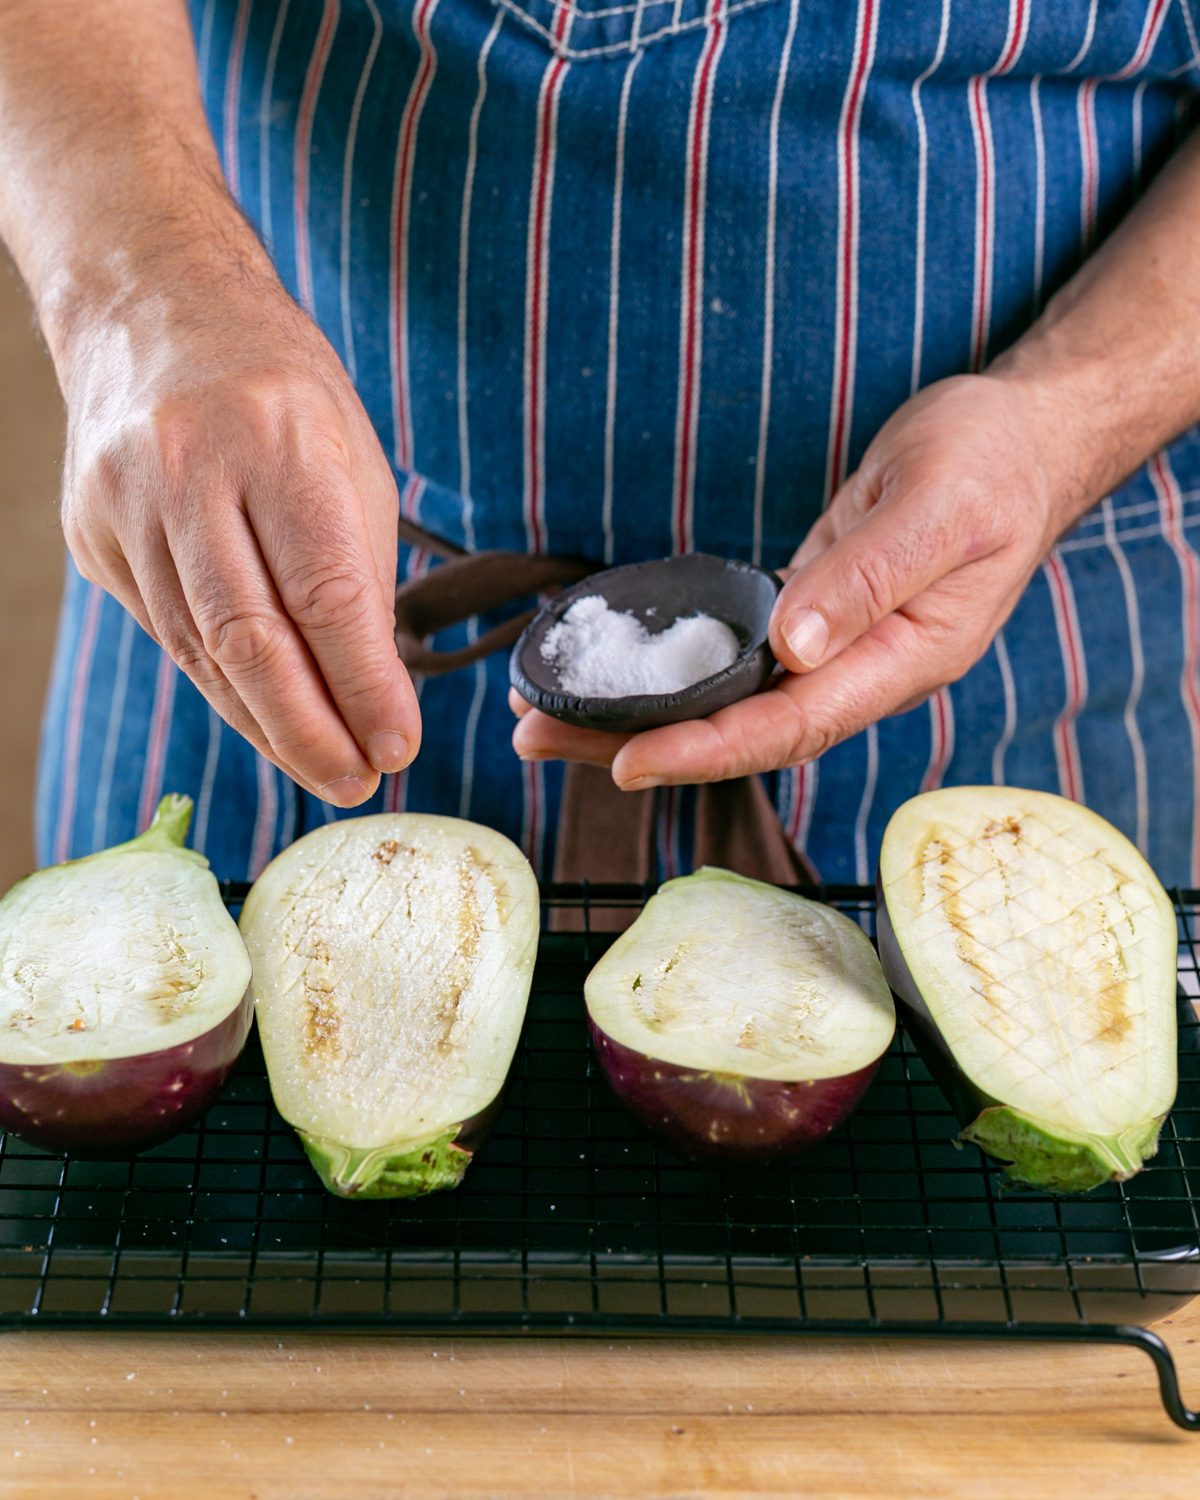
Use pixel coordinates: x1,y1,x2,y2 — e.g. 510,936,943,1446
0,261,66,889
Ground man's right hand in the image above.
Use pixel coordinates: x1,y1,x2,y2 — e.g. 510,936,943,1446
57,252,419,806
0,0,419,806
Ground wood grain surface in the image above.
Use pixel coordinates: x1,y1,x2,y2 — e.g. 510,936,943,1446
0,1306,1197,1499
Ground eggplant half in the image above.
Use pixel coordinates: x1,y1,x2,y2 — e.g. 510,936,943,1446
0,795,253,1153
877,786,1178,1193
585,868,895,1163
239,813,539,1199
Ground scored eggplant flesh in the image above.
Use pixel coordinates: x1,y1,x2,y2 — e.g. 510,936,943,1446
240,814,539,1198
878,786,1177,1193
589,870,893,1080
0,794,253,1152
585,868,895,1162
3,861,216,1061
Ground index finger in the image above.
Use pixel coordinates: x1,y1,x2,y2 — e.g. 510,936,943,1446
251,473,421,776
610,613,952,789
167,501,382,803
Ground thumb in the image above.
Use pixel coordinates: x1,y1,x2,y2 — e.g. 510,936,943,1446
768,492,956,675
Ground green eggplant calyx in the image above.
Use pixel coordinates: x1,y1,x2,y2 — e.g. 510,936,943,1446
298,1127,471,1199
960,1106,1165,1194
95,794,207,866
133,795,195,852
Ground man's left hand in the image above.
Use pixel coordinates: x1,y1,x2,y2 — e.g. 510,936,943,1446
509,372,1081,789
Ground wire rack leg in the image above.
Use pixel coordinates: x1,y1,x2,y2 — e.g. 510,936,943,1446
1111,1325,1200,1432
758,1321,1200,1434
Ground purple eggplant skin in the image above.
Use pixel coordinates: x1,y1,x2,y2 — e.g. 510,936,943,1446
873,877,997,1130
589,1018,883,1165
0,988,253,1156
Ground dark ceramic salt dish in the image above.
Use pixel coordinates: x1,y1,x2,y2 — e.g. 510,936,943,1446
510,553,783,733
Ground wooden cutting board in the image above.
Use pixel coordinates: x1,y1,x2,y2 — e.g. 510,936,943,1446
0,1308,1196,1498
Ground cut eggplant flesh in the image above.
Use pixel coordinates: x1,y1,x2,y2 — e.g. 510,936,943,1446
878,786,1177,1192
0,795,253,1152
239,814,539,1198
585,867,895,1161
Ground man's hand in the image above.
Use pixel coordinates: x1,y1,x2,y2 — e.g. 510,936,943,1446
514,127,1200,790
511,373,1071,787
0,1,418,806
60,258,418,805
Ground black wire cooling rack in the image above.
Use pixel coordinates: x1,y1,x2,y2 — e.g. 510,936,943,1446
1,883,1198,1430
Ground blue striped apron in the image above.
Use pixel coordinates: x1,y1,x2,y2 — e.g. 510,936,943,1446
37,0,1200,884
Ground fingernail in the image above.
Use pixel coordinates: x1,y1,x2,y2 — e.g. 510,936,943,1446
320,774,371,808
367,731,410,774
618,776,664,791
782,607,830,669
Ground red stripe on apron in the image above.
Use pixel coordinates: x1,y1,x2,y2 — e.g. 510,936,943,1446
222,0,254,200
1044,552,1087,804
523,0,574,557
1150,452,1200,883
294,0,340,314
673,0,727,555
391,0,441,471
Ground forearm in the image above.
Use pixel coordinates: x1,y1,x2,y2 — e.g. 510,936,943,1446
994,128,1200,521
0,0,268,373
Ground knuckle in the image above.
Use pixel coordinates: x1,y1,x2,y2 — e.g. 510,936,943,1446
240,367,321,415
232,371,297,446
143,603,202,677
146,400,200,477
771,695,837,770
71,548,102,587
88,444,129,499
60,506,89,561
780,687,852,768
279,564,372,632
333,657,400,711
848,549,897,621
142,595,190,659
920,610,987,680
69,441,129,516
200,607,286,675
240,372,344,462
791,715,840,766
170,638,221,688
269,725,333,767
235,368,290,410
290,414,355,477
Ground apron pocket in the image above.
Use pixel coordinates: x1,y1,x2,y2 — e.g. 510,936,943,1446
491,0,783,63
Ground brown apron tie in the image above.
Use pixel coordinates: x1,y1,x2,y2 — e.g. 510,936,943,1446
392,514,808,919
392,516,593,676
548,765,813,930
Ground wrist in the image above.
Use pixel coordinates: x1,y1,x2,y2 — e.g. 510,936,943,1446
990,271,1200,529
35,177,274,385
987,323,1157,539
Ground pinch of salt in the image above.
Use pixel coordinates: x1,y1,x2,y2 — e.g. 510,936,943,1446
540,595,740,698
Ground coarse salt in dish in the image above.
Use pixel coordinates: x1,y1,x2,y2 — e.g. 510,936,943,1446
539,595,740,699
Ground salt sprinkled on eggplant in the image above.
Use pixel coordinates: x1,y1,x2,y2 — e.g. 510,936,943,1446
240,813,538,1199
0,794,253,1153
585,868,895,1163
877,785,1177,1193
